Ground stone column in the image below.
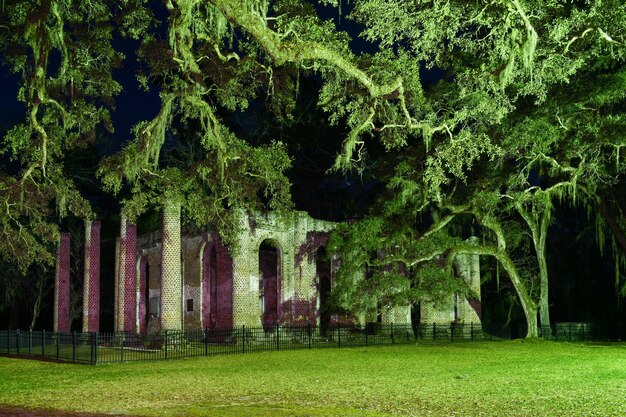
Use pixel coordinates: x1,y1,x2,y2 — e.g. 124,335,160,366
381,305,412,325
469,248,482,319
455,237,481,322
160,200,182,331
54,232,71,333
116,215,137,333
82,220,101,333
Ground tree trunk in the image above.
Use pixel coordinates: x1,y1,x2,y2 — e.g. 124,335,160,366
446,243,539,338
474,214,539,338
494,250,539,338
537,235,550,333
29,276,46,331
598,193,626,254
517,205,551,335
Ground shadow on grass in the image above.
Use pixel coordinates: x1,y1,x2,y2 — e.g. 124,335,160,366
0,406,141,417
0,404,391,417
140,403,393,417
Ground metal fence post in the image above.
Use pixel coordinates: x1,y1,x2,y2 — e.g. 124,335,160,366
242,325,245,354
164,331,168,360
28,330,32,355
276,324,280,351
16,329,20,355
338,323,341,349
308,323,311,350
241,324,246,353
433,322,436,340
569,323,572,341
204,328,208,357
72,332,76,363
42,330,45,356
120,333,125,363
89,333,94,365
94,332,99,365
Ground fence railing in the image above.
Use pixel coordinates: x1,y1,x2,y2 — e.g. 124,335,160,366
0,322,593,365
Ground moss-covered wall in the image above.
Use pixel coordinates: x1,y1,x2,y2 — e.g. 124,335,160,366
421,237,482,325
129,212,481,333
230,211,335,328
134,211,336,332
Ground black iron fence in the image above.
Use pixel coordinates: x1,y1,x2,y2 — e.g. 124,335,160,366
0,322,594,365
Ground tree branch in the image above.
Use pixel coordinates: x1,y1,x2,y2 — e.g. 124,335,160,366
421,204,469,239
209,0,403,99
598,192,626,255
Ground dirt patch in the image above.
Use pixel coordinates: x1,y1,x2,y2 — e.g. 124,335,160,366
0,408,139,417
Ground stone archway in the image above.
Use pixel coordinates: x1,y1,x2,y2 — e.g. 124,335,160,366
259,239,281,330
200,235,234,330
316,246,331,334
202,244,219,329
137,256,149,334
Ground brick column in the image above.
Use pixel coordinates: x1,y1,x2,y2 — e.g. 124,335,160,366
161,200,182,331
54,232,71,333
116,215,137,333
138,257,147,334
82,220,101,333
113,237,120,331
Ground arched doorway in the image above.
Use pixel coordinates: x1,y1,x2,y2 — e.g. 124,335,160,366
138,256,149,333
200,236,234,330
316,246,331,335
202,244,218,329
259,239,280,330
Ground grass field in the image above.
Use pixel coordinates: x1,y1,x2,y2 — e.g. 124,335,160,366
0,340,624,417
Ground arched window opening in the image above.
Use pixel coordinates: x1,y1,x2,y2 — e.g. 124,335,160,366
209,246,218,328
316,246,331,335
259,239,280,330
202,244,219,329
201,237,234,331
139,256,150,333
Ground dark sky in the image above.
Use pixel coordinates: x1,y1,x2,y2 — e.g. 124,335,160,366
107,39,161,152
0,71,22,129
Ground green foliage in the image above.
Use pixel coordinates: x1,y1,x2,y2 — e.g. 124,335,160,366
93,0,296,252
0,174,58,272
2,0,626,321
328,208,471,316
0,0,130,270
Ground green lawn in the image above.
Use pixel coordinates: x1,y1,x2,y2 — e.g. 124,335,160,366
1,340,624,417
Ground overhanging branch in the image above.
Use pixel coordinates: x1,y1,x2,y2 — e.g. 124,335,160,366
209,0,403,99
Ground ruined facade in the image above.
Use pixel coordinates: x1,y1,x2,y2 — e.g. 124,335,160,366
129,210,338,333
53,211,482,333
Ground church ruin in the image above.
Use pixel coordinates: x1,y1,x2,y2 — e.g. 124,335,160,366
52,211,482,334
